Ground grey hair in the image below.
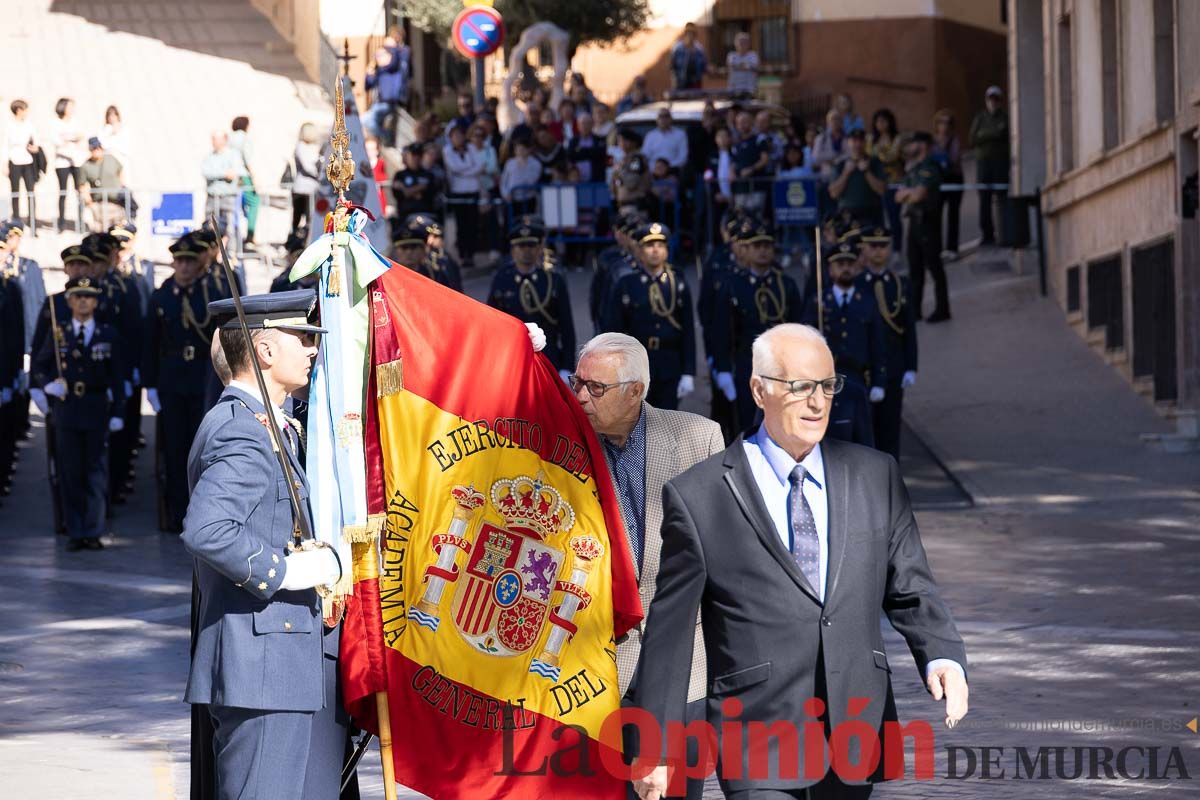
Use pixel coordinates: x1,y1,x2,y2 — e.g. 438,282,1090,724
578,332,650,396
751,323,829,378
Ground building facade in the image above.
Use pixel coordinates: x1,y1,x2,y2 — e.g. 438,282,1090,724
1008,0,1198,429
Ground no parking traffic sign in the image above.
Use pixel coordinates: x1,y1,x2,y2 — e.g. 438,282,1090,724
452,4,505,59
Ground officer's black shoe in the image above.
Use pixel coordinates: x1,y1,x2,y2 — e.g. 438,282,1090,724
84,537,105,550
926,310,952,324
65,539,86,552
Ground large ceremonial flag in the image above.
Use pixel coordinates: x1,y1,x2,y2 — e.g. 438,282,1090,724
341,263,643,798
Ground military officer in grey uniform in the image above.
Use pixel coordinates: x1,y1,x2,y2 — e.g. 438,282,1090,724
1,219,45,445
390,215,463,291
31,276,125,550
184,289,348,800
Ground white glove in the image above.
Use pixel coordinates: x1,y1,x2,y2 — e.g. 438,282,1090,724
0,387,10,405
146,388,161,413
558,369,572,385
108,417,125,432
869,386,886,403
44,379,68,401
132,367,141,386
715,371,737,401
901,370,917,389
30,388,49,415
123,380,133,398
280,547,342,591
676,374,695,399
524,322,547,353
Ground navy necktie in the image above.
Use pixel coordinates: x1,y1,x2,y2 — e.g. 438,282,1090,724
788,465,821,595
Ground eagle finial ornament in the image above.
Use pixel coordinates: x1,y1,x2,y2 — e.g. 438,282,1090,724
326,77,355,199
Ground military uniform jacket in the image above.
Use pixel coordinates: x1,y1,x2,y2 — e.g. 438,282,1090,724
805,285,887,389
711,266,805,374
2,254,45,353
857,269,917,381
603,265,697,379
903,156,942,219
182,386,326,712
589,246,636,331
31,319,123,431
697,246,736,359
486,261,576,370
407,251,462,292
614,153,650,205
0,276,24,389
100,269,142,381
144,277,217,396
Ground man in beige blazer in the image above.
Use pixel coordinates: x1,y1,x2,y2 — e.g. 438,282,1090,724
571,332,724,800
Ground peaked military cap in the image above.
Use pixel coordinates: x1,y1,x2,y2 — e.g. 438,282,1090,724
392,217,428,247
208,289,327,334
404,213,442,238
83,232,118,259
861,225,891,244
61,244,93,266
192,227,219,246
109,223,137,240
618,213,647,236
65,276,103,296
508,215,546,244
829,242,860,262
1,218,25,239
639,222,670,244
169,235,205,259
738,219,775,244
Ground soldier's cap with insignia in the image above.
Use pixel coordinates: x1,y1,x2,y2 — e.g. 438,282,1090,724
392,216,428,247
829,243,860,263
61,244,93,266
192,226,220,246
83,232,118,259
1,218,25,239
508,216,546,245
722,209,747,237
638,222,670,244
861,225,891,244
208,289,327,334
65,276,103,297
618,213,647,236
403,212,442,237
168,235,205,259
738,220,775,244
109,222,137,240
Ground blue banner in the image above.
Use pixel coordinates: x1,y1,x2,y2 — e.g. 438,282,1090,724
151,192,194,236
773,178,818,225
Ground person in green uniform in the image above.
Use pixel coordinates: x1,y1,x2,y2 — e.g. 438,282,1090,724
896,131,950,323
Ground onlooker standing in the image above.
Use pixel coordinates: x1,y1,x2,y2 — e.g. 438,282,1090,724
612,129,650,214
868,108,904,248
932,108,964,257
51,98,85,231
828,128,886,224
500,136,543,217
897,132,950,322
364,42,410,147
616,75,653,114
833,92,865,133
726,31,759,95
393,143,435,220
704,126,735,230
566,113,607,184
730,110,770,210
642,109,688,173
442,122,485,264
968,85,1010,246
100,106,132,182
669,23,707,91
290,122,321,236
201,131,243,248
78,137,137,220
532,125,567,184
453,92,477,132
754,109,784,171
592,102,615,142
4,100,40,222
809,108,845,181
469,123,500,256
228,117,259,247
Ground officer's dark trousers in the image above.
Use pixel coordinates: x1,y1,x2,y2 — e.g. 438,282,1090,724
55,423,108,538
871,381,904,460
905,216,949,318
160,391,207,529
209,706,314,800
976,158,1009,244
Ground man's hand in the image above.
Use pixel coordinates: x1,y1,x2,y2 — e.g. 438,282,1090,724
676,374,694,399
901,370,917,389
869,386,885,403
146,388,162,413
634,764,672,800
715,371,737,401
524,322,547,353
44,379,68,401
927,665,969,729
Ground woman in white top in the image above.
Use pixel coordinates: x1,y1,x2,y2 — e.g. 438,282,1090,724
99,105,132,182
726,32,759,96
290,122,322,236
469,123,501,256
4,99,41,221
442,122,485,263
51,97,85,230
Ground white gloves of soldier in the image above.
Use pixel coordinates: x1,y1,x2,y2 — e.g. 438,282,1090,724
30,388,49,415
525,322,547,353
558,369,572,385
44,379,68,401
676,374,695,399
108,417,125,432
146,388,162,413
715,372,737,402
869,386,886,403
901,370,917,389
280,546,342,591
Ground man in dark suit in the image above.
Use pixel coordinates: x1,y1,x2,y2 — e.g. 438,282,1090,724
633,322,968,799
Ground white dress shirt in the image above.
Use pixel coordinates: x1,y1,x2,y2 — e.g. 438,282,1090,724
642,126,688,169
832,284,854,308
72,318,96,347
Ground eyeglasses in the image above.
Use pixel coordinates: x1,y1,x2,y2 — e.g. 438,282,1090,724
568,375,635,398
758,374,845,398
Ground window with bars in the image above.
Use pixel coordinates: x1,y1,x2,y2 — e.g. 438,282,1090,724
711,0,792,71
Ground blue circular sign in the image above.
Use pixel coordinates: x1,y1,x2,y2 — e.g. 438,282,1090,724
452,7,505,59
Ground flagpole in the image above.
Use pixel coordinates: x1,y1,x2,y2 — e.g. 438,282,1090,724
327,74,398,800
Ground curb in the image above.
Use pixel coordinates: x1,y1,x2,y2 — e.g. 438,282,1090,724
902,414,987,509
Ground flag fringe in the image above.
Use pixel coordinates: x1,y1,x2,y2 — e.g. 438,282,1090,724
376,359,403,397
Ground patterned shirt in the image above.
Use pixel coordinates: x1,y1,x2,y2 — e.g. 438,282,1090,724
601,404,647,572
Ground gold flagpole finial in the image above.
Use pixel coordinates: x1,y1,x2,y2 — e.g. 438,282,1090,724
327,77,355,201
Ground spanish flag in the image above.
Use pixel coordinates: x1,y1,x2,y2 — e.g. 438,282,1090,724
341,263,643,798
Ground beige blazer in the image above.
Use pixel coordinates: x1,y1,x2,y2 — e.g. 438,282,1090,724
610,404,724,702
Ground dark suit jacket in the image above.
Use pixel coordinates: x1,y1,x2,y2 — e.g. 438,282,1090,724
632,435,966,791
